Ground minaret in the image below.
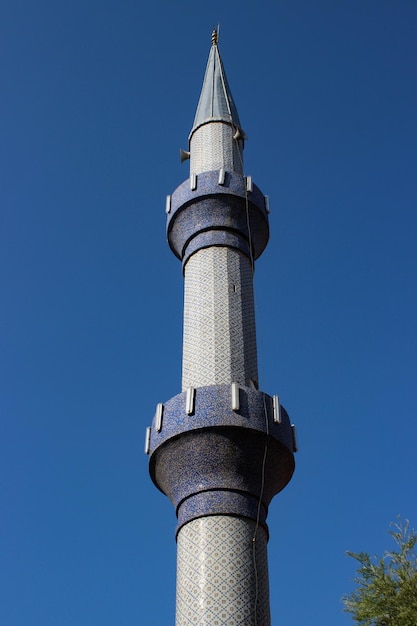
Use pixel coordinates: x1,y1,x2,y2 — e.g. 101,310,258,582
146,30,296,625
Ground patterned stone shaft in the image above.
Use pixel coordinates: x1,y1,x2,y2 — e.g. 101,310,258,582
190,122,243,176
176,517,270,625
182,246,258,390
148,30,295,625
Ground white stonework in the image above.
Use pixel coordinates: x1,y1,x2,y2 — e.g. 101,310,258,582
190,122,243,176
176,516,270,626
182,246,258,391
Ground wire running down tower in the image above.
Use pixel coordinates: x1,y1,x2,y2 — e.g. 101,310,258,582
146,30,296,625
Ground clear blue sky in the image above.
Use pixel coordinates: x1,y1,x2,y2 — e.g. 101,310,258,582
1,1,416,624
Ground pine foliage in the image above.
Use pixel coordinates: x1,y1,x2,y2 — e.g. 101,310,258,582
342,518,417,625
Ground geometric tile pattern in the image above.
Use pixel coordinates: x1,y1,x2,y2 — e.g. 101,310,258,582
176,516,270,625
182,247,258,390
190,122,243,176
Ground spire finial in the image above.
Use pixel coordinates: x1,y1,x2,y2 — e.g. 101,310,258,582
211,28,218,46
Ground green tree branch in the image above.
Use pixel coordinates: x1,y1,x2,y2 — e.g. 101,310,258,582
342,518,417,626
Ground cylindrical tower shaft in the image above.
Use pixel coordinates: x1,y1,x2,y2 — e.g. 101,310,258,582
182,245,258,390
147,30,296,625
176,517,270,625
190,121,244,176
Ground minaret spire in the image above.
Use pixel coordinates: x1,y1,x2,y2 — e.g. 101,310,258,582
147,30,296,625
190,32,243,140
189,34,245,178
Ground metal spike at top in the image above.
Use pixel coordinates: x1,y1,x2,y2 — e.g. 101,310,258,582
211,28,218,46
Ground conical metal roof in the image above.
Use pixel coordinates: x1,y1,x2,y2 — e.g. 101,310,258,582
190,33,243,139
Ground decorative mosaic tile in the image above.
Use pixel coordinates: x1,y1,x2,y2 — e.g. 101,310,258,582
182,247,258,390
176,516,270,625
190,122,243,176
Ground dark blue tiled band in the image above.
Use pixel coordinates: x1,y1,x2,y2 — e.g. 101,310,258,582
149,385,295,534
176,490,268,537
167,170,269,266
